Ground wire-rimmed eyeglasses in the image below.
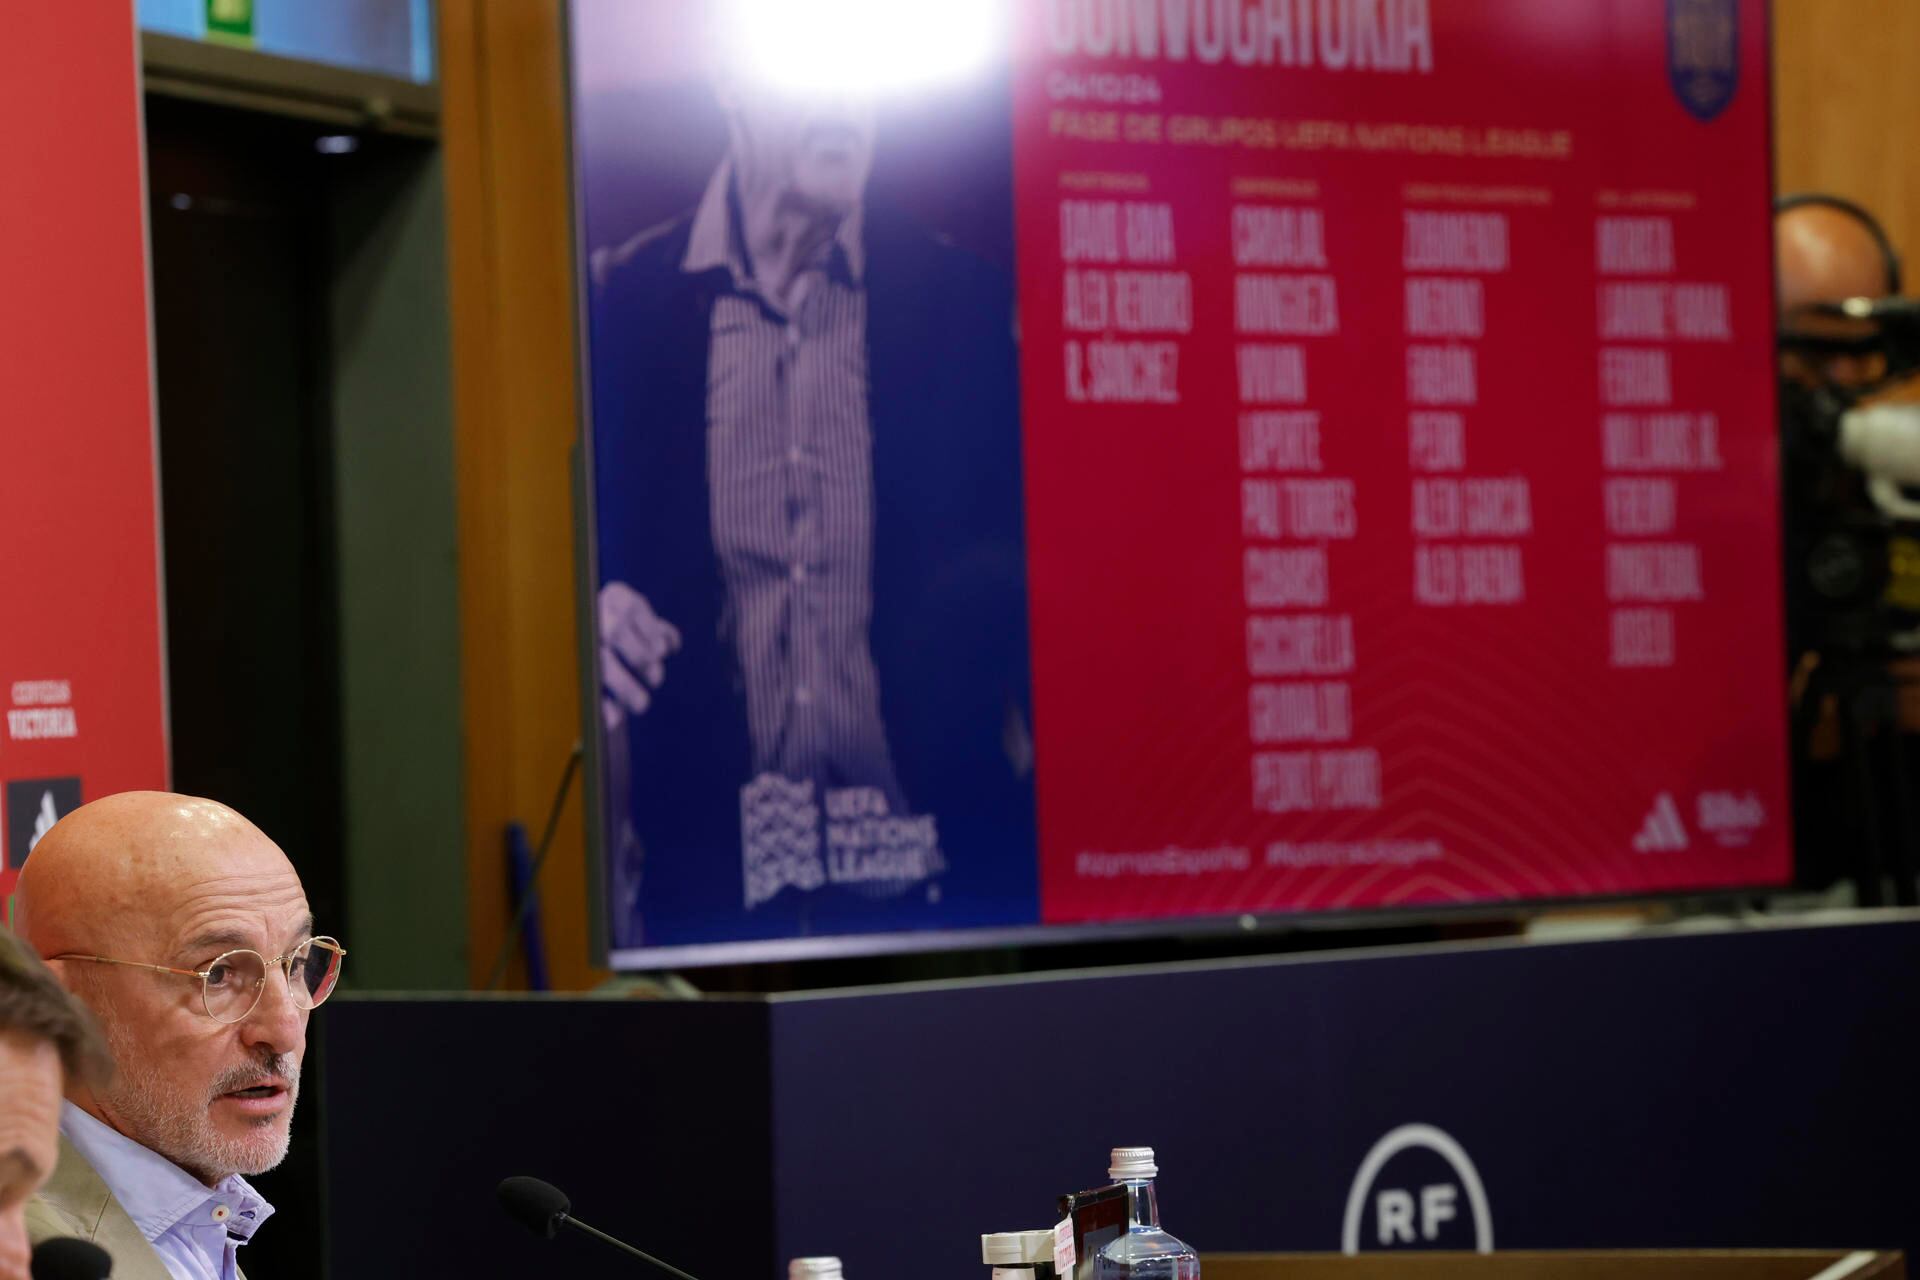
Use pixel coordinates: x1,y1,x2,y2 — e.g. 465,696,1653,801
53,937,346,1024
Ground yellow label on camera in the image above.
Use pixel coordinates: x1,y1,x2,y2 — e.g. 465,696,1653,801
1885,536,1920,612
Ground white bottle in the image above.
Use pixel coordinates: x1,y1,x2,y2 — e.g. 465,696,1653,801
790,1259,845,1280
1093,1147,1200,1279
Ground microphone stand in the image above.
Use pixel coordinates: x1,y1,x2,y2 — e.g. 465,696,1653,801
560,1214,704,1280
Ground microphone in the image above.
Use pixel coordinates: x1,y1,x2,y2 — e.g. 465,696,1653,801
31,1239,112,1280
1840,402,1920,487
497,1176,703,1280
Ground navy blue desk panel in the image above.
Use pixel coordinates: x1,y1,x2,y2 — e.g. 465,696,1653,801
321,915,1920,1279
319,997,775,1275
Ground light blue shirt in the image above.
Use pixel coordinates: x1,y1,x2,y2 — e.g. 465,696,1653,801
60,1103,274,1280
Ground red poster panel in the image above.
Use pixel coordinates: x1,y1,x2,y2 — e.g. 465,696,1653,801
1016,1,1787,921
0,1,167,891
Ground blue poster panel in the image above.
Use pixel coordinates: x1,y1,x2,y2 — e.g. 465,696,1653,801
572,1,1039,954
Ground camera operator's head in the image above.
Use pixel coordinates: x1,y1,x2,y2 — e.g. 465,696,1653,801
1776,193,1904,393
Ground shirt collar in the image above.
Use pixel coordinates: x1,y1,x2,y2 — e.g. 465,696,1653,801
60,1102,275,1244
681,156,865,291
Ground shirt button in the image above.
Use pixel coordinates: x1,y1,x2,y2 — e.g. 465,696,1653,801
790,562,807,583
787,445,804,465
795,686,814,705
786,324,801,346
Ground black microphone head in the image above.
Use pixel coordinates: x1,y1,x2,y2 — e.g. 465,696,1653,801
32,1238,112,1280
497,1176,570,1240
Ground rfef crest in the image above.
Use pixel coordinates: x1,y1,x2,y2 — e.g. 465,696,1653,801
1668,0,1740,121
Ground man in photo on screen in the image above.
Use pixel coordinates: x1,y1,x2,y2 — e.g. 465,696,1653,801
16,792,345,1280
0,929,111,1280
588,60,1033,941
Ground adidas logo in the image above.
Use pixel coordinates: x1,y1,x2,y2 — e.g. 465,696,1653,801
28,791,58,855
1631,792,1689,853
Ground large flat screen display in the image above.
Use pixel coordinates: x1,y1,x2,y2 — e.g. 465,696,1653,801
570,0,1787,967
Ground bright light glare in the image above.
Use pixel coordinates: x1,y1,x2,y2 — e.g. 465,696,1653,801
725,0,1002,95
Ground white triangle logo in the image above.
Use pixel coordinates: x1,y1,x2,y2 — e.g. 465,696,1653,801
28,791,59,855
1631,792,1689,853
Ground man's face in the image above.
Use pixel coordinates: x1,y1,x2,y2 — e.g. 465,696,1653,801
0,1032,62,1280
724,79,875,215
1777,203,1898,392
75,841,313,1185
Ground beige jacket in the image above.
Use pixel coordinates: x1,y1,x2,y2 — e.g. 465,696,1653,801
25,1134,250,1280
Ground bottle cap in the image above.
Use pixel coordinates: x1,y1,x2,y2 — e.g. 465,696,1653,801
790,1260,844,1280
1110,1146,1158,1180
982,1231,1055,1265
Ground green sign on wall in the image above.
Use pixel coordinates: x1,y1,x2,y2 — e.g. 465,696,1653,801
205,0,254,45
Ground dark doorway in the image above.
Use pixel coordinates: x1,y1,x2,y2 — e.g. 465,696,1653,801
144,96,344,923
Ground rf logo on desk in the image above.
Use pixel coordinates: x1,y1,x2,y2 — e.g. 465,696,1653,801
1341,1124,1493,1254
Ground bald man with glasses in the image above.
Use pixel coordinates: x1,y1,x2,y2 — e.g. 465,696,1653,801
15,791,345,1280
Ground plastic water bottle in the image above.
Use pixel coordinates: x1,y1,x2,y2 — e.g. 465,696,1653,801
790,1259,844,1280
1092,1147,1199,1280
